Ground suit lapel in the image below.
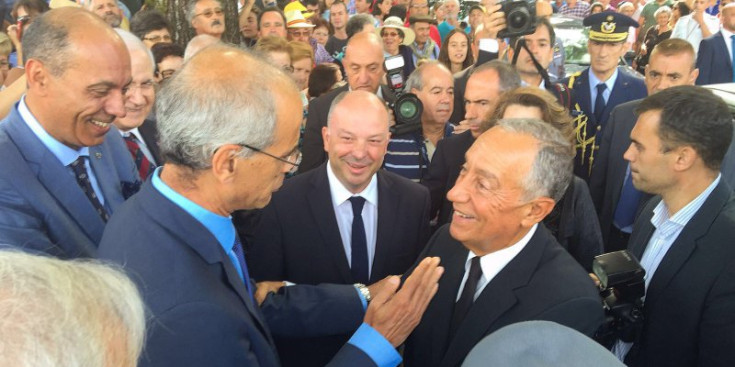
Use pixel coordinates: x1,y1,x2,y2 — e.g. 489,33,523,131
440,226,551,367
716,33,733,68
5,111,106,243
628,198,658,260
307,164,354,283
601,71,631,125
141,182,275,345
89,141,123,212
644,182,730,306
372,172,398,282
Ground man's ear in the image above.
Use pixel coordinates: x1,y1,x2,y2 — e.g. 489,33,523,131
520,196,556,228
211,144,242,183
25,59,49,94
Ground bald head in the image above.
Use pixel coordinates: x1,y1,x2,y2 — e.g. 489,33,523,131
24,7,125,76
343,32,385,92
184,34,220,61
328,90,389,129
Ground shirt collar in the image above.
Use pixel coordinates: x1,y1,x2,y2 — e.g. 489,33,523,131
326,160,379,207
119,127,142,140
651,174,722,229
588,67,619,91
151,167,236,250
18,96,90,166
721,27,734,41
466,223,538,280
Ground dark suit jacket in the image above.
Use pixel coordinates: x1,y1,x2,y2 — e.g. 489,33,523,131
589,100,653,250
448,50,498,125
249,163,430,367
423,130,474,227
137,118,162,165
299,84,396,173
0,105,139,258
403,224,605,367
624,180,735,367
562,68,647,180
98,181,377,367
696,32,734,85
591,99,735,251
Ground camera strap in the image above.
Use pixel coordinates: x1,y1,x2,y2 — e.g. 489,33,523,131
511,39,553,89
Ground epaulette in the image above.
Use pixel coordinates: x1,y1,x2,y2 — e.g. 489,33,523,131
567,71,582,89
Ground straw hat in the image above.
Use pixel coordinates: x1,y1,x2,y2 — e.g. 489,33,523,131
284,1,315,21
376,16,415,45
286,10,316,28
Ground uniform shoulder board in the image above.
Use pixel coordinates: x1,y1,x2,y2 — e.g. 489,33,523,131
567,71,583,88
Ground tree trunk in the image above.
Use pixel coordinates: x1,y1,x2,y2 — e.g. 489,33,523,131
148,0,241,47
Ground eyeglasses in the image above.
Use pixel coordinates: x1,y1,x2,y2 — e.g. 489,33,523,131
142,34,172,43
382,31,400,37
241,144,301,173
158,69,177,80
289,30,311,37
282,64,295,73
193,8,224,18
126,80,155,93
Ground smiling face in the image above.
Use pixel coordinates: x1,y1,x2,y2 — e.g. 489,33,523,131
381,27,404,54
322,92,390,194
447,31,469,65
115,48,155,132
447,127,539,255
30,29,131,149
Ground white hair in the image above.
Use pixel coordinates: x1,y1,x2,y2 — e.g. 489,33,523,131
405,60,452,91
496,118,574,202
0,250,146,367
115,28,155,72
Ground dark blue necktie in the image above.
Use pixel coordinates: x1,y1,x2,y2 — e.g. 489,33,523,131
613,164,643,232
232,237,254,301
450,256,482,339
69,156,109,222
594,83,607,123
349,196,369,284
731,35,735,83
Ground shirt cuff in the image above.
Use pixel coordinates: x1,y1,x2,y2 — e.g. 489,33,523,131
478,38,499,53
347,323,402,367
354,285,368,310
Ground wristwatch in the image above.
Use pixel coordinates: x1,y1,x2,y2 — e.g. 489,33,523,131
354,283,372,303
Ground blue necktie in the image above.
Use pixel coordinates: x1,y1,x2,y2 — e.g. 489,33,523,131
594,83,607,123
232,237,254,301
731,35,735,83
69,156,109,222
613,164,643,232
349,196,369,284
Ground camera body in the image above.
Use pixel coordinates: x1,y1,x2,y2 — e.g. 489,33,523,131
384,55,423,136
497,0,537,38
592,250,646,347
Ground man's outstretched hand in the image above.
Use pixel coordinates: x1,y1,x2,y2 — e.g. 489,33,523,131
364,257,444,347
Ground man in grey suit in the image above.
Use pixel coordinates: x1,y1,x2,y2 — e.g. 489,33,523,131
0,8,139,258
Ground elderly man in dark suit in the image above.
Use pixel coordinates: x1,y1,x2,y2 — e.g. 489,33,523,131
404,118,605,367
299,32,396,173
612,86,735,367
249,90,431,367
98,44,443,367
695,3,735,85
0,8,139,259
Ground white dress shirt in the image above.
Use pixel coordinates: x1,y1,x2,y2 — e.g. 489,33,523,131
327,161,379,278
119,127,157,165
456,224,538,301
670,13,720,53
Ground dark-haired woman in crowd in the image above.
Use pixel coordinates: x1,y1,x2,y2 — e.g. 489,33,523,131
372,0,393,25
438,28,473,74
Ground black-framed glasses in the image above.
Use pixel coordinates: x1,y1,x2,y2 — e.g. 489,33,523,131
193,8,224,18
143,34,172,43
241,144,301,173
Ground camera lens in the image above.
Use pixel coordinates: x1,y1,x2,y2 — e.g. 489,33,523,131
398,100,418,119
508,8,530,30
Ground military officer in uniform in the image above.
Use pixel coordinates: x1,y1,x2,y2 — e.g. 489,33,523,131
563,12,647,181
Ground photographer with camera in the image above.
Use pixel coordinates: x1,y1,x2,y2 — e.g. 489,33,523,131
383,61,454,182
607,85,735,367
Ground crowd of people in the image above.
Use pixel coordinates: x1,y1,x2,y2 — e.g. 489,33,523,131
0,0,734,366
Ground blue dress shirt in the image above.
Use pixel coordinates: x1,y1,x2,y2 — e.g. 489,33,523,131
588,68,619,115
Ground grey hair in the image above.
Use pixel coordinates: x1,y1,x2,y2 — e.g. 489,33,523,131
405,60,452,91
654,5,672,17
186,0,222,23
156,44,280,170
496,118,574,202
184,34,220,61
0,250,146,367
115,28,155,72
346,14,375,38
471,60,521,93
22,10,72,76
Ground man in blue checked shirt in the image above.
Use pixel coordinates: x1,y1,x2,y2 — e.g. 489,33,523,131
98,43,443,367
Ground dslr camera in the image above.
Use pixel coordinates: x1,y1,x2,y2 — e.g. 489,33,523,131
384,55,423,136
497,0,537,38
592,250,646,347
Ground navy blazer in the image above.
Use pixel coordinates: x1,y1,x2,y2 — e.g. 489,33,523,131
696,31,734,85
98,180,377,367
624,180,735,367
562,68,647,180
249,163,430,367
403,224,605,367
0,105,139,258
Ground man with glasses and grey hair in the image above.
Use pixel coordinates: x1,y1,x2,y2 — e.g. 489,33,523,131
188,0,225,39
98,44,443,367
248,90,431,367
